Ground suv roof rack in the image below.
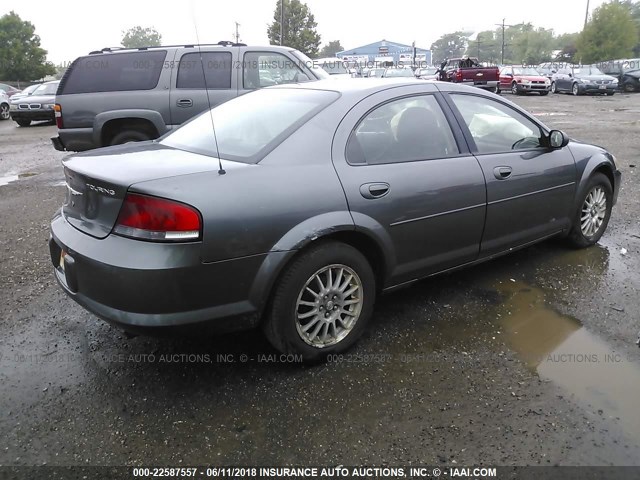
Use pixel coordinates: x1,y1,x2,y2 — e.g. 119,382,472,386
88,41,248,54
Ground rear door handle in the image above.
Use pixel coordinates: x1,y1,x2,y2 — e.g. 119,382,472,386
493,166,512,180
176,99,193,108
360,182,390,199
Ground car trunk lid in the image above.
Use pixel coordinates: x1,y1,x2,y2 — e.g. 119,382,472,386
61,142,245,239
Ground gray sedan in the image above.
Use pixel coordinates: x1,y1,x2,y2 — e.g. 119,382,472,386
50,79,621,361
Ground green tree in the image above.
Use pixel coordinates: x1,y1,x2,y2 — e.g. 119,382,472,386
555,32,580,62
319,40,343,58
121,26,162,48
430,31,470,64
267,0,321,57
469,30,501,64
0,11,55,82
512,25,555,64
576,1,637,63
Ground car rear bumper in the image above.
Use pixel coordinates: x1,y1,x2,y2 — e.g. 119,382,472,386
55,128,95,152
49,210,285,334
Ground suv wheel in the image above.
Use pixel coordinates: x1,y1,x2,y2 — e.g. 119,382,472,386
550,81,557,93
16,119,31,127
0,103,9,120
263,241,376,362
110,130,152,146
572,82,581,96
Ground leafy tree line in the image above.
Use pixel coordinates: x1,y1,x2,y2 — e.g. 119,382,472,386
430,0,640,66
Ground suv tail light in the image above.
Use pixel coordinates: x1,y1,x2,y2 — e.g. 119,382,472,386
54,104,63,129
455,71,463,81
114,193,202,242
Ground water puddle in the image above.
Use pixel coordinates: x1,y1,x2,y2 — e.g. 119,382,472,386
494,280,640,439
0,172,38,186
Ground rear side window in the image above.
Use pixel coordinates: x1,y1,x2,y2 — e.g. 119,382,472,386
176,52,232,89
59,51,167,94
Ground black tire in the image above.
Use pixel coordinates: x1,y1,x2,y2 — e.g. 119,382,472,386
566,173,613,248
263,241,376,362
572,82,580,96
606,91,615,96
0,103,9,120
511,82,520,95
539,91,549,96
623,82,636,93
551,81,557,94
15,119,31,127
110,129,152,146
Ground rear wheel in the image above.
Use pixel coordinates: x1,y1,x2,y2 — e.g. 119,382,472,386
263,241,376,362
110,129,152,146
0,103,9,120
16,119,31,127
566,173,613,248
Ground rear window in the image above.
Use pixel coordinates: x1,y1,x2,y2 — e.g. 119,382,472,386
59,51,167,94
161,88,339,163
177,52,232,89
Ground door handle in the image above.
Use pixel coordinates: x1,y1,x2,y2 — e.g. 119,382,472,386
493,166,512,180
176,99,193,108
360,182,390,199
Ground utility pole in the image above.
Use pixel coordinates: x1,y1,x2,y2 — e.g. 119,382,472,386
584,0,590,29
279,0,284,46
495,18,515,65
476,36,482,59
233,22,241,43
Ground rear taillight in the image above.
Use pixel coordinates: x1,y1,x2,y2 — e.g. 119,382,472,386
456,71,463,81
54,104,63,129
114,193,201,242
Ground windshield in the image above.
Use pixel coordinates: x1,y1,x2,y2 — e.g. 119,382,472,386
291,50,330,80
161,88,339,163
33,83,59,96
513,67,541,76
22,84,40,94
586,66,604,75
385,68,414,78
420,68,437,75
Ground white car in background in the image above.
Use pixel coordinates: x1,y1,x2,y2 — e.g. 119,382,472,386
315,57,352,78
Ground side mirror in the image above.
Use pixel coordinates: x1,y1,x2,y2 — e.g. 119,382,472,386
295,73,310,83
549,130,569,149
568,73,572,78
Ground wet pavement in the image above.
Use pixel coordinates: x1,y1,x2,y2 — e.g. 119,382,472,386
1,93,640,467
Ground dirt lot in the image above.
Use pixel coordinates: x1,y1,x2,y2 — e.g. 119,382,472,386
1,92,639,468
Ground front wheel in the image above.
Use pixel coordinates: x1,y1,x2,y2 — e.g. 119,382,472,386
511,82,520,95
263,241,376,362
551,81,557,94
566,173,613,248
540,91,549,96
623,81,636,93
0,103,9,120
572,82,581,96
15,119,31,127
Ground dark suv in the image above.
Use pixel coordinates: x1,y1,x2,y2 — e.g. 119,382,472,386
51,42,329,152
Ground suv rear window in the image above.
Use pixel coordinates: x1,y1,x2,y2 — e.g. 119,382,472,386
59,51,167,94
177,52,232,89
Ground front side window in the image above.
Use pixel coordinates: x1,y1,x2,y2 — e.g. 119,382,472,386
346,95,459,165
449,94,544,154
161,88,338,163
176,52,232,89
243,52,306,89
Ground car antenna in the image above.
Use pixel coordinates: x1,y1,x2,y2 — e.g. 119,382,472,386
192,1,225,175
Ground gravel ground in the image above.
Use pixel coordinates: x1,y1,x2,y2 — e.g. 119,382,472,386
0,92,639,468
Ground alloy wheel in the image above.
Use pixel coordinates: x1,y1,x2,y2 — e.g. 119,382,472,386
580,186,607,237
0,104,9,120
295,264,363,348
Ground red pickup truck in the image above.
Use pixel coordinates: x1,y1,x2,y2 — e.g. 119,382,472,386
437,57,501,93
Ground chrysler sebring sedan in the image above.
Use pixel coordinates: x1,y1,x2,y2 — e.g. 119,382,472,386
50,79,621,361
